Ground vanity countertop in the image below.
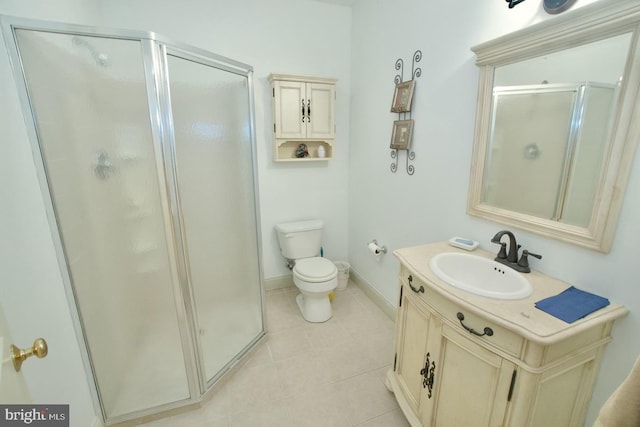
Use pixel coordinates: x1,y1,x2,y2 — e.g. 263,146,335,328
394,242,628,346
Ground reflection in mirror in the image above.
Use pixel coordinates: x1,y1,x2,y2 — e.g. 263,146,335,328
485,82,618,227
484,34,630,227
468,1,640,252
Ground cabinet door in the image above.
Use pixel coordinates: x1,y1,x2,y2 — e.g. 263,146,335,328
420,321,515,427
273,80,306,139
394,288,432,414
307,83,335,139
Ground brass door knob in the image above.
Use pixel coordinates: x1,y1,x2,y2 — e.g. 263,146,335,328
10,338,48,372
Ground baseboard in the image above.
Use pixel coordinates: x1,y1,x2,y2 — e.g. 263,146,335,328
264,275,294,291
349,268,396,320
265,270,397,321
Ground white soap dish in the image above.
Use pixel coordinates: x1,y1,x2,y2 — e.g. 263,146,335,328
448,237,479,251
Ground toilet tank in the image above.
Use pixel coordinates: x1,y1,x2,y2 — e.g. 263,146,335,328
275,220,323,260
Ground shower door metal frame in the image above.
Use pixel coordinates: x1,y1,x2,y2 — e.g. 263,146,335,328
1,15,265,425
487,82,618,224
153,41,267,394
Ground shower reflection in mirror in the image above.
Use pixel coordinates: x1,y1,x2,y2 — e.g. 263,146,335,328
482,81,618,228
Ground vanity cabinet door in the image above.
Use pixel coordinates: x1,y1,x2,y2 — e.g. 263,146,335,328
419,320,515,427
394,287,432,415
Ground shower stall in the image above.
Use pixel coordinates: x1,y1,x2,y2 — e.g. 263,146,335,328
1,17,264,424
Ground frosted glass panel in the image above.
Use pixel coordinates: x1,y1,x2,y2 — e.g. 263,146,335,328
167,54,263,382
483,90,576,219
562,86,616,227
15,30,190,418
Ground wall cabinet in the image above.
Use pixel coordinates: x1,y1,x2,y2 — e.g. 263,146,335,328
388,243,627,427
269,74,336,161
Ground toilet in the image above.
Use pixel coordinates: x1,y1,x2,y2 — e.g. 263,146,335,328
275,220,338,322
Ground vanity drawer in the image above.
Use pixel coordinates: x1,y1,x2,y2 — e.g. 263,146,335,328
399,268,524,357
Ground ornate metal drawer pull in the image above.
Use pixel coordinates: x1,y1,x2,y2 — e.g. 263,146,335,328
457,312,494,337
301,99,306,123
420,352,436,398
307,98,311,122
408,275,424,294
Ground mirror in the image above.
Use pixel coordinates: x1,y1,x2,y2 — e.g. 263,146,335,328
468,0,640,252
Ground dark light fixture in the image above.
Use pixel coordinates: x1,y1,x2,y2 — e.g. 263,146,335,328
543,0,577,14
506,0,576,14
505,0,527,8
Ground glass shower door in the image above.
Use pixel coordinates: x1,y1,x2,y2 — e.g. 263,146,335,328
13,30,191,419
164,51,264,383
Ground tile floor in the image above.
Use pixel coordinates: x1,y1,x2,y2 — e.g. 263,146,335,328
143,282,410,427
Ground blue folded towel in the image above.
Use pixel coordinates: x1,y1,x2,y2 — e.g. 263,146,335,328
535,286,610,323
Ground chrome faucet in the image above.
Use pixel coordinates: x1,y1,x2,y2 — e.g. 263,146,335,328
491,230,541,273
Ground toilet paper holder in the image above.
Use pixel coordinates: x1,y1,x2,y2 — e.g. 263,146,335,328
368,240,387,255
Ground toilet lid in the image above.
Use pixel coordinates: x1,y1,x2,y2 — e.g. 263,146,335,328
294,258,338,282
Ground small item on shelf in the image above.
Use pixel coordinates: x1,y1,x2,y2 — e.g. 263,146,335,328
317,145,326,158
296,143,309,158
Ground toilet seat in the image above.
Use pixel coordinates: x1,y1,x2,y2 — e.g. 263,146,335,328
294,257,337,283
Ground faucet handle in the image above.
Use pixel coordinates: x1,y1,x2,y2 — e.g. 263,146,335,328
517,250,542,269
527,251,542,260
496,242,508,259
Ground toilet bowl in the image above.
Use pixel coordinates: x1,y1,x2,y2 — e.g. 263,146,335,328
293,257,338,322
275,219,339,322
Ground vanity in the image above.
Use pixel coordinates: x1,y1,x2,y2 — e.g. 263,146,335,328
387,242,627,427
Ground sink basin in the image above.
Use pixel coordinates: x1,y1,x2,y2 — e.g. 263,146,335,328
429,252,532,300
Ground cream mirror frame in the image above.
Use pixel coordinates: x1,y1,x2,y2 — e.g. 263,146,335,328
468,0,640,253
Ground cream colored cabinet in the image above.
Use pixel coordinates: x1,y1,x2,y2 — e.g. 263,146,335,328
388,243,628,427
420,319,516,426
269,74,336,161
393,274,514,427
393,285,432,417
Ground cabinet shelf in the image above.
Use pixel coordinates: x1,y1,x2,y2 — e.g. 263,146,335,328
273,140,332,162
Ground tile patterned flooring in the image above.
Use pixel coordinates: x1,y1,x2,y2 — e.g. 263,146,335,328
143,282,410,427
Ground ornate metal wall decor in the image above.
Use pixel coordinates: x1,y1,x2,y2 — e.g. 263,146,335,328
390,49,421,175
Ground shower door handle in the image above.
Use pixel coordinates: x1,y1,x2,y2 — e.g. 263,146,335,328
94,151,114,180
9,338,48,372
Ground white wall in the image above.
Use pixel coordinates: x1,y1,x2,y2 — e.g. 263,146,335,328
348,0,639,425
4,0,638,425
0,307,31,402
0,3,103,427
3,0,352,281
95,0,353,279
0,0,351,424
